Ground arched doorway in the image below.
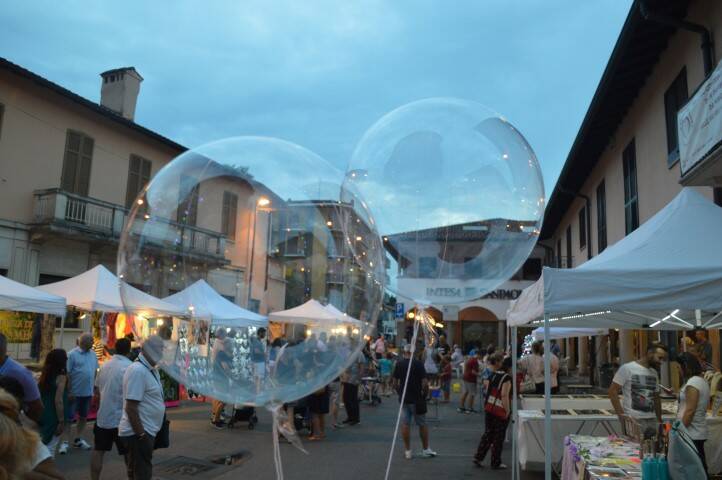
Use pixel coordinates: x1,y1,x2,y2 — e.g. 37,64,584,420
402,306,443,343
458,306,499,353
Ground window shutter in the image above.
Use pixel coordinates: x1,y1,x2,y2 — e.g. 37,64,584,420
61,131,81,192
77,136,94,196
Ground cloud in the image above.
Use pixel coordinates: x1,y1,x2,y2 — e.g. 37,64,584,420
0,0,631,195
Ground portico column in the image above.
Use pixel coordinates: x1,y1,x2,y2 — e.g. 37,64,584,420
619,330,635,364
578,336,589,374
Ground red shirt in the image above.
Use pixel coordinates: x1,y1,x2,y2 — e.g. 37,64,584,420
463,357,479,383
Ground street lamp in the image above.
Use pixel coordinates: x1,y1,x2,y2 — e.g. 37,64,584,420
247,196,271,310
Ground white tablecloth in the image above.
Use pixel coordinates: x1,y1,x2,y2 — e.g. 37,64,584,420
520,396,614,411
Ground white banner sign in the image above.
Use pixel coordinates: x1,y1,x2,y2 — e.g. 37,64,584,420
679,61,722,176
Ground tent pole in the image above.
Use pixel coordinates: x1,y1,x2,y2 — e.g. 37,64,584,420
59,309,68,349
512,326,519,480
543,314,552,480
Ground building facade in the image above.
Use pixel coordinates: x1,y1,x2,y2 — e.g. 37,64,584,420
540,0,722,376
0,59,284,354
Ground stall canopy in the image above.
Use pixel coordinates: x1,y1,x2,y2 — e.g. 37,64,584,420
0,275,67,316
325,303,364,327
531,327,607,341
508,188,722,330
38,265,185,317
269,299,346,327
163,280,266,328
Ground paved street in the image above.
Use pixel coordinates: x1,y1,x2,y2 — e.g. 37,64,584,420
55,392,545,480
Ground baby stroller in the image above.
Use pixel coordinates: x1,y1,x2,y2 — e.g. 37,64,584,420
227,405,259,430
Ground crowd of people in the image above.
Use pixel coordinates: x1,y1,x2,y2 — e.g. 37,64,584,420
0,332,166,480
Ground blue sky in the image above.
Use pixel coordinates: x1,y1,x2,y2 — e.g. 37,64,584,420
1,1,631,194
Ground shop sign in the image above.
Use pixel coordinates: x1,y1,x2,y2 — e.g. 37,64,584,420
482,289,523,300
680,61,722,176
423,287,522,300
0,311,34,343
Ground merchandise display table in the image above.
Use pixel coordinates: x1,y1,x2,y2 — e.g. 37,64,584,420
561,434,641,480
520,394,614,411
519,408,722,474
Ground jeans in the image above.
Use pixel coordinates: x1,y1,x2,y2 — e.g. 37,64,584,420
342,383,360,422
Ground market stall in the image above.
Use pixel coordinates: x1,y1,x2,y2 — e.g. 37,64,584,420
38,265,187,407
163,280,268,397
561,435,642,480
507,188,722,480
0,274,67,360
269,299,358,339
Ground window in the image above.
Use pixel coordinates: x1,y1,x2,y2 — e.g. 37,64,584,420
221,191,238,240
578,206,587,250
556,238,562,268
177,175,199,226
61,130,94,196
125,155,152,208
596,180,607,253
565,225,572,268
623,140,639,235
418,257,437,278
664,67,688,167
0,268,7,277
248,299,260,313
0,103,4,141
522,258,542,280
221,294,235,304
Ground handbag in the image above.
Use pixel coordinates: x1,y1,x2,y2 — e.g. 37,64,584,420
154,415,170,450
484,373,509,418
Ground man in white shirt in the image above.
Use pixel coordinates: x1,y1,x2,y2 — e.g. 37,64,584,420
91,337,132,480
118,335,166,480
608,343,668,433
62,333,98,453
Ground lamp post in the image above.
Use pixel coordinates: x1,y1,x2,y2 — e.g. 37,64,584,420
247,196,270,311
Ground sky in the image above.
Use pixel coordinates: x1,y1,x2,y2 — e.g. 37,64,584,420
1,1,632,195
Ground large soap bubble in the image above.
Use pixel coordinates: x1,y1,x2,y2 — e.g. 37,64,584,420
344,98,544,306
118,137,381,407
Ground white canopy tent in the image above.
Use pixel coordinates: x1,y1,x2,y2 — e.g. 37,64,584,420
325,303,365,328
38,265,186,317
531,327,607,341
505,188,722,480
268,299,346,327
0,274,67,317
163,280,267,329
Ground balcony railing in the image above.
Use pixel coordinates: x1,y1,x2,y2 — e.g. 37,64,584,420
32,189,226,259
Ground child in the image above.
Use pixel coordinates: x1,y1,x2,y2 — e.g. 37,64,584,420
378,352,394,396
440,356,452,403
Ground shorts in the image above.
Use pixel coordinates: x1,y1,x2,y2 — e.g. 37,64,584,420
66,396,92,420
308,392,330,415
254,362,266,378
93,425,127,454
463,381,477,395
402,404,426,427
441,379,451,393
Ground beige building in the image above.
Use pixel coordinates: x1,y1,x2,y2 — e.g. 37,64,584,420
540,0,722,375
0,58,284,354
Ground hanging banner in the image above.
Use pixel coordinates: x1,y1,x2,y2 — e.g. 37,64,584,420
679,61,722,176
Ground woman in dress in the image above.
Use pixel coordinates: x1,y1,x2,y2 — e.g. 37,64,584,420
676,352,710,476
37,348,68,455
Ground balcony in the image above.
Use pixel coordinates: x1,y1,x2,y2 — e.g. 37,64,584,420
326,272,345,284
31,189,227,261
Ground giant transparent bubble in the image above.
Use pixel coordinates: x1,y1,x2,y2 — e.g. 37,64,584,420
344,98,544,306
118,137,381,407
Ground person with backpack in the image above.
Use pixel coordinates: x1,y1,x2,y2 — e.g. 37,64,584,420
473,354,512,470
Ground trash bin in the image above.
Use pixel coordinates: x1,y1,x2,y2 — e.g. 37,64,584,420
599,363,615,389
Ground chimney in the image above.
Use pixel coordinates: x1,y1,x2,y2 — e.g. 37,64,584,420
99,67,143,121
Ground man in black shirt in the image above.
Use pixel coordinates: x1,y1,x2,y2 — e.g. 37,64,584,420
393,345,437,459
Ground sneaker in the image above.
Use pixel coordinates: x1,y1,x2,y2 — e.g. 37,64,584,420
211,420,226,430
457,407,467,413
348,421,360,426
491,463,508,470
421,448,437,458
404,450,413,460
73,438,91,450
472,458,483,468
333,422,345,429
58,441,69,455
